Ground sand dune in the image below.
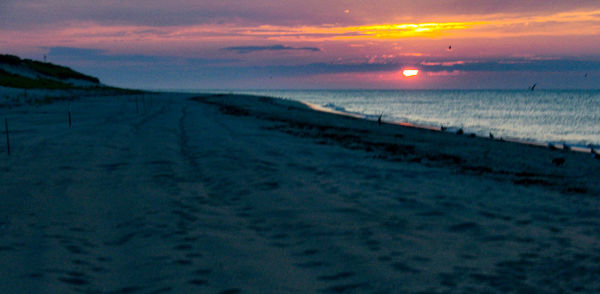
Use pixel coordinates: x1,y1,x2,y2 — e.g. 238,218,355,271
1,93,599,293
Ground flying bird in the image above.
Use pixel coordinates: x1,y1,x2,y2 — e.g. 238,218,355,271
529,83,536,91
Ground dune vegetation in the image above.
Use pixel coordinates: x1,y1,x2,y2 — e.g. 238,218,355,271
0,54,99,89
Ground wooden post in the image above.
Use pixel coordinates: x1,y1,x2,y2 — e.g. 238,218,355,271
5,117,10,156
68,103,72,128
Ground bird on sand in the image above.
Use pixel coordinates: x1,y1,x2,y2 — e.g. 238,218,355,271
552,157,565,166
590,146,599,159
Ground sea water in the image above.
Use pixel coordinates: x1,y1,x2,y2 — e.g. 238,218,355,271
220,89,600,147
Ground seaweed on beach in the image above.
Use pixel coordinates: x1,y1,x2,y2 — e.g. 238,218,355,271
192,94,598,195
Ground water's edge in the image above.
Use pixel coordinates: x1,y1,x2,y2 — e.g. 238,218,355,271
227,90,600,150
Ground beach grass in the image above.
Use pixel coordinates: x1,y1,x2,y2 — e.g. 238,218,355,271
0,69,74,89
0,54,100,84
22,59,100,83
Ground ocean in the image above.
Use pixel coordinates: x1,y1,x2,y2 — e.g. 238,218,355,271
224,89,600,148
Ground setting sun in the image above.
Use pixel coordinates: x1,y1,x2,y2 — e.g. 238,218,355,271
402,69,419,77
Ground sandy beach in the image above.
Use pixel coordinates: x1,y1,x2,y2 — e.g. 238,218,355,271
1,92,600,293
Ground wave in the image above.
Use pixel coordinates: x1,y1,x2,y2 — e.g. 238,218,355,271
322,103,348,113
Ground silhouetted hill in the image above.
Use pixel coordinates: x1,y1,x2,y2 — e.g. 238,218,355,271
0,54,100,89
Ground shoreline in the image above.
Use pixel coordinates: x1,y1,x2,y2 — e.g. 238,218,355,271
7,86,594,152
225,89,600,150
193,93,600,195
302,99,599,154
230,93,599,154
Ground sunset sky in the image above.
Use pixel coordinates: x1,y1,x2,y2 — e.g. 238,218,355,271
2,1,600,89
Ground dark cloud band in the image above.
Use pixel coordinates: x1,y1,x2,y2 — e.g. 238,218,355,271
223,45,321,54
420,59,600,72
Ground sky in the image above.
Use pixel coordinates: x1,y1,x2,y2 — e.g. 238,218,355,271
2,0,600,89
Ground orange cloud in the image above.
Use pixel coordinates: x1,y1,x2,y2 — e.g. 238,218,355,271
3,9,600,55
338,22,478,39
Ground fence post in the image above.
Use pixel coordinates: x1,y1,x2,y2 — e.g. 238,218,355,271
5,117,10,156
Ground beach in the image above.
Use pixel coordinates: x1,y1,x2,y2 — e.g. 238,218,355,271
1,92,600,293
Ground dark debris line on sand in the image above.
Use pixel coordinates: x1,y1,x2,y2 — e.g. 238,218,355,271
191,94,599,196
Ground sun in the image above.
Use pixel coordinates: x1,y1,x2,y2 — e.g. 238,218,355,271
403,69,419,77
